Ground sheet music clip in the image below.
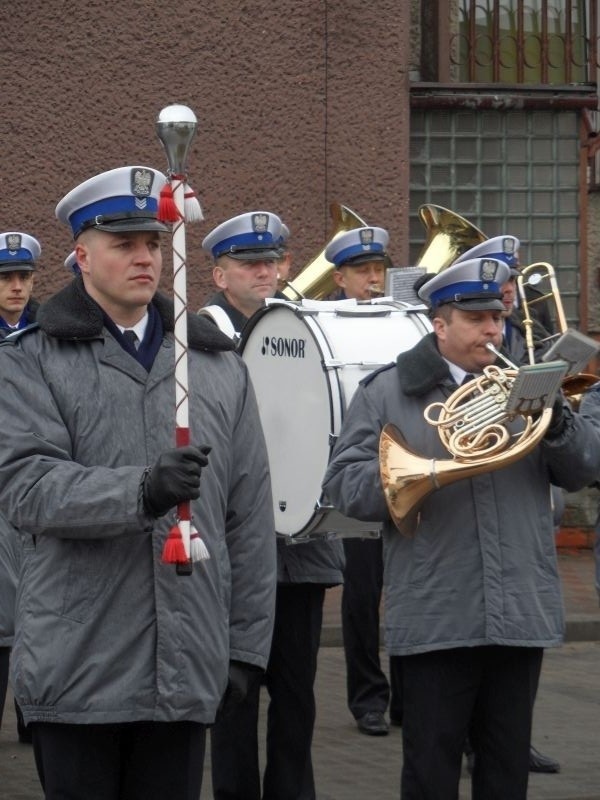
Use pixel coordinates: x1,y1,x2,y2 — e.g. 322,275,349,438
541,329,600,376
505,360,569,416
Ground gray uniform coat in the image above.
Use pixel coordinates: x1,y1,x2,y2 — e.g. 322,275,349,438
323,333,600,656
0,514,19,648
0,279,276,725
0,302,37,649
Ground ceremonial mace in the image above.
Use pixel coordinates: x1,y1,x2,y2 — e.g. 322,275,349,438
155,103,206,575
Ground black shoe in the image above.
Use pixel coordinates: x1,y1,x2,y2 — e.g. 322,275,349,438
529,744,560,773
356,711,389,736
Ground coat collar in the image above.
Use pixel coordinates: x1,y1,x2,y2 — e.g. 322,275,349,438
36,277,235,353
397,331,508,396
396,332,453,396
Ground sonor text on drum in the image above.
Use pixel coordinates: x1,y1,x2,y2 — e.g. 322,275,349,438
260,335,306,359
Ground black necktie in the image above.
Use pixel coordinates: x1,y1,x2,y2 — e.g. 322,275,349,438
123,330,139,350
461,373,474,386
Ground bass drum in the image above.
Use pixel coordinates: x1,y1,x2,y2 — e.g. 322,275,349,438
239,299,432,538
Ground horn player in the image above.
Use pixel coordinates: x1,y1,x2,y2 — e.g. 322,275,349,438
453,234,562,775
322,256,600,799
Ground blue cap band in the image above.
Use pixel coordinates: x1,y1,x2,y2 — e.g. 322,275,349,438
485,250,518,267
332,242,385,267
0,248,35,264
212,231,279,259
430,280,502,308
69,195,159,237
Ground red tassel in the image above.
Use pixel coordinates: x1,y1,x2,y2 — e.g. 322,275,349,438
161,525,188,564
157,184,181,223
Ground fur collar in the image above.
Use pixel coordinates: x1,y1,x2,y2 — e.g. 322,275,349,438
395,332,454,396
36,277,235,352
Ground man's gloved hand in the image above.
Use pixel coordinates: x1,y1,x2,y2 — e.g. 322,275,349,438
545,394,570,440
216,660,263,722
142,445,211,517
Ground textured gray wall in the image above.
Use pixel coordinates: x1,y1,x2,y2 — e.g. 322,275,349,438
0,0,410,310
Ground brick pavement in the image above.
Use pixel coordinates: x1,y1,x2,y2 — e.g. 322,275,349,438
1,549,599,799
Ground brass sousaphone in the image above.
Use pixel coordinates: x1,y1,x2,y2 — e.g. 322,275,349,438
415,204,487,274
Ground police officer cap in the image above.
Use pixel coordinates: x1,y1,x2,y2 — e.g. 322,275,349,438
56,166,170,239
202,212,283,261
455,235,520,276
279,223,291,246
64,251,80,274
418,258,510,312
325,227,389,268
0,232,41,273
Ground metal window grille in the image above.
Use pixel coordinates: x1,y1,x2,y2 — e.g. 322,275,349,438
453,0,596,85
409,107,581,324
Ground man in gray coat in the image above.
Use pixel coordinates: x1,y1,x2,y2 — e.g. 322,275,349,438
0,231,41,745
0,166,276,800
203,212,344,800
323,256,600,799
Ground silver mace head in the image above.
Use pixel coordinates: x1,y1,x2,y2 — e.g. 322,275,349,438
156,104,198,175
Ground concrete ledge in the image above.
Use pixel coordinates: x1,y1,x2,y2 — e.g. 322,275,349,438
566,615,600,642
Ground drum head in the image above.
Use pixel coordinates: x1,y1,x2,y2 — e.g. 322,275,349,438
241,303,339,536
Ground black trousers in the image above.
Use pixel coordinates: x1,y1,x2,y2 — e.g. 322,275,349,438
342,537,402,720
0,646,9,729
211,582,326,800
399,645,543,800
31,720,206,800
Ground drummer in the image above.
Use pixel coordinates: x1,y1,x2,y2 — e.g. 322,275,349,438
202,211,283,336
326,226,403,737
327,226,388,301
202,212,344,800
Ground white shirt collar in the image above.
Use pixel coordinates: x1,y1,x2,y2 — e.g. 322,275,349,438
117,312,148,343
442,358,480,386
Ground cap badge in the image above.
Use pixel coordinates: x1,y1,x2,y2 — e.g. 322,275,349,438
359,229,374,247
480,259,498,282
252,213,269,233
6,234,21,252
131,169,153,209
502,237,516,255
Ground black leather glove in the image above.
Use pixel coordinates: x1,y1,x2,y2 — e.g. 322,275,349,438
216,660,263,722
142,445,211,517
545,394,570,440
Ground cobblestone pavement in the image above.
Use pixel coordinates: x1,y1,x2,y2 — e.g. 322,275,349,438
1,550,599,800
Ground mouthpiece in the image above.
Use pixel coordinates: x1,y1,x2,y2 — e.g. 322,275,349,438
485,342,519,370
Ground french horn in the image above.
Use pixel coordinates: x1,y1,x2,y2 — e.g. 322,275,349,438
379,346,564,536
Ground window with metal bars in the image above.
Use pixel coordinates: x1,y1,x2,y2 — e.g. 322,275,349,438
453,0,596,85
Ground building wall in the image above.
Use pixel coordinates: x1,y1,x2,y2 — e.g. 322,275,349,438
0,0,411,310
